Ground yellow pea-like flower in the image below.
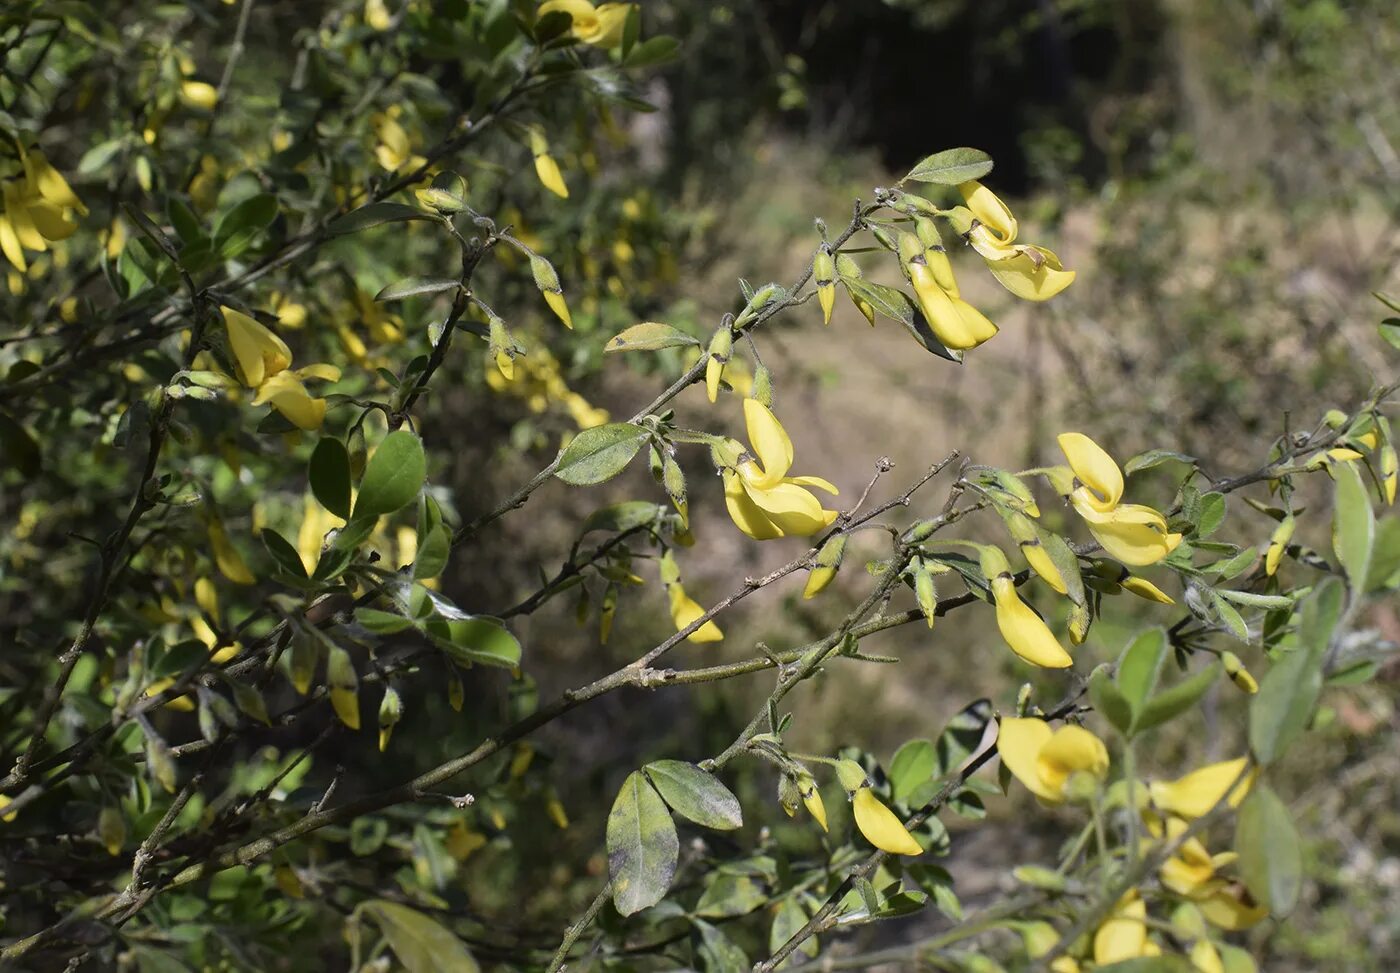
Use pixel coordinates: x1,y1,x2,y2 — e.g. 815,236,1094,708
1093,891,1149,965
898,232,998,351
666,584,723,643
719,399,839,540
813,247,836,325
529,129,570,199
950,181,1076,302
179,80,219,111
1120,574,1175,604
851,787,922,856
538,0,634,48
996,717,1108,804
1148,758,1254,819
982,545,1072,668
795,772,827,831
221,306,292,388
1057,433,1183,567
1198,883,1268,931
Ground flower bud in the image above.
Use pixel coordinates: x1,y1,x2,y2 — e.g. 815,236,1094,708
814,246,836,326
1265,513,1294,576
1222,652,1258,693
835,758,868,792
704,327,733,403
378,686,402,752
803,534,846,600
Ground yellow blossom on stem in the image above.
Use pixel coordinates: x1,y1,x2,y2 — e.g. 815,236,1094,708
1197,882,1268,931
659,551,722,642
538,0,633,48
251,365,340,431
948,180,1076,301
1093,891,1150,965
222,306,292,388
1057,432,1183,566
850,787,922,855
795,772,827,831
996,717,1108,804
1148,757,1254,819
898,232,998,351
528,128,569,199
982,546,1072,667
718,399,839,540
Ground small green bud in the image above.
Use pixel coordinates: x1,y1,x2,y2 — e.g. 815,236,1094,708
834,758,868,793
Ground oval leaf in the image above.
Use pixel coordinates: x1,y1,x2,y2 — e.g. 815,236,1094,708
605,322,699,353
354,430,427,519
902,147,994,186
214,193,278,257
887,739,936,804
1116,628,1168,713
1235,783,1302,916
327,202,431,237
1133,661,1221,733
309,437,352,520
360,900,479,973
375,276,460,302
607,770,679,916
1249,645,1322,766
1333,461,1374,591
554,423,647,487
643,760,742,830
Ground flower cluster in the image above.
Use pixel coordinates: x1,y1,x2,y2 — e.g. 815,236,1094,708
1,146,86,273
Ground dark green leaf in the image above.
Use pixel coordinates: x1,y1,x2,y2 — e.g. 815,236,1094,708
554,423,647,486
213,193,277,258
360,900,479,973
354,430,427,518
1235,783,1302,916
261,529,308,579
1378,320,1400,351
607,770,679,916
309,437,353,520
934,699,993,774
643,760,742,830
902,147,994,186
1116,628,1168,712
326,202,432,236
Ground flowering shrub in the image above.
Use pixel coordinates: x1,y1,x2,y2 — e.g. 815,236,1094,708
0,3,1398,971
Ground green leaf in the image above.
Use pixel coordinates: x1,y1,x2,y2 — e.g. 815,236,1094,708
840,275,960,362
260,529,308,579
1089,666,1133,735
934,698,993,775
624,35,680,68
607,770,679,916
694,873,766,918
1213,594,1249,641
643,760,742,830
694,919,749,972
309,437,352,520
375,276,460,302
429,617,521,668
580,501,664,535
354,430,427,519
356,607,416,635
1117,628,1169,713
1218,590,1293,610
902,147,994,186
554,423,647,486
887,738,936,803
413,524,451,580
1299,576,1344,654
604,321,699,353
213,193,278,258
1134,661,1221,733
1195,492,1226,537
360,900,480,973
1365,515,1400,592
1249,645,1322,765
1122,449,1197,475
1333,461,1375,590
326,202,431,236
1235,783,1302,916
1378,320,1400,351
770,896,817,962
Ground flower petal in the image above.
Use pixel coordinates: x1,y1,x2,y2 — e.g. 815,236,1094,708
996,717,1058,802
851,787,922,856
1149,758,1254,819
667,584,723,643
723,469,783,540
1087,515,1183,568
985,246,1075,302
1038,725,1109,782
992,577,1072,668
958,180,1018,244
785,474,839,495
1093,892,1148,964
743,398,793,483
1057,432,1123,507
223,305,292,388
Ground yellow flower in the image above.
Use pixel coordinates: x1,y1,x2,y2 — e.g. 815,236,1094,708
179,80,219,111
1382,446,1397,505
996,717,1108,804
1143,811,1238,898
22,148,88,216
372,113,426,173
1121,575,1175,604
796,773,827,831
529,129,569,199
1190,938,1225,973
208,516,255,585
983,546,1072,668
539,0,633,48
1057,433,1183,566
851,787,922,855
251,364,340,431
1093,891,1149,965
364,0,392,30
1148,758,1254,819
950,181,1075,301
1197,882,1268,931
899,232,998,351
666,584,723,643
222,306,292,388
719,399,839,540
1221,652,1258,694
